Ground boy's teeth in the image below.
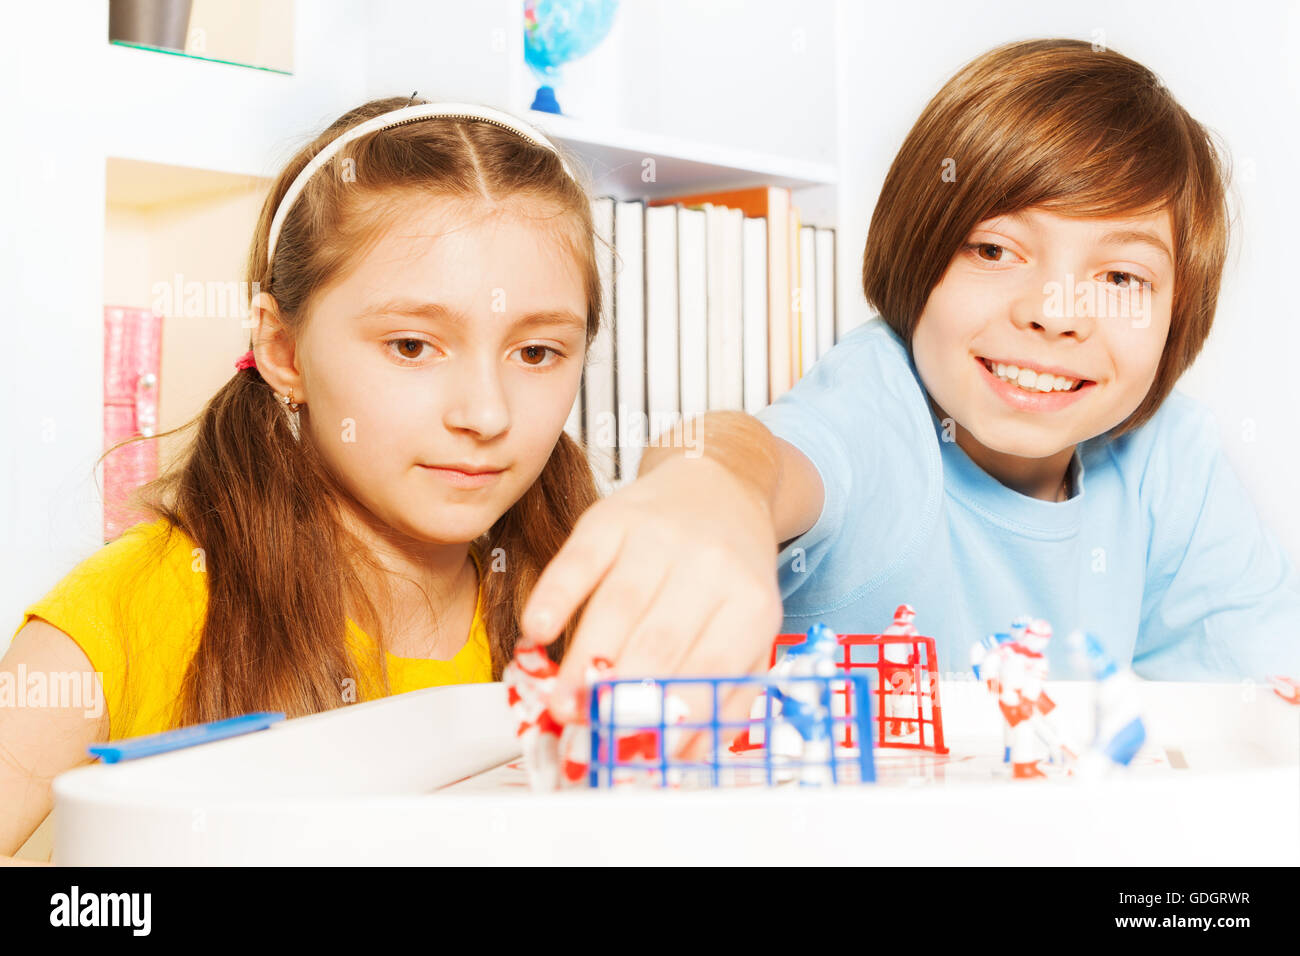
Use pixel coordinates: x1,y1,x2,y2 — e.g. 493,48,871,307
984,358,1080,392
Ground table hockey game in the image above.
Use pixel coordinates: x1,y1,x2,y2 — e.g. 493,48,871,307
53,637,1299,865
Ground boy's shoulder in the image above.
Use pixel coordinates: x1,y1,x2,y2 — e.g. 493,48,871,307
825,315,914,371
1106,388,1220,458
776,315,928,410
1097,388,1224,499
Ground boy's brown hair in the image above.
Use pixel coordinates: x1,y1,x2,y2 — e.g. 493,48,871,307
862,38,1231,435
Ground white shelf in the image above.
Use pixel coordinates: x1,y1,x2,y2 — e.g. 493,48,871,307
528,110,838,201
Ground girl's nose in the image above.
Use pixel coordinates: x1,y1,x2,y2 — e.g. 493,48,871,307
443,356,510,439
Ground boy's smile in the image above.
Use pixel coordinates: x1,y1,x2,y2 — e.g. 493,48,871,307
912,206,1175,499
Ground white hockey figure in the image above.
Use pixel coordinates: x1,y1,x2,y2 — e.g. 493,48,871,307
503,642,565,791
573,658,691,786
987,618,1075,779
770,623,841,785
880,603,920,736
1066,630,1147,779
970,614,1031,762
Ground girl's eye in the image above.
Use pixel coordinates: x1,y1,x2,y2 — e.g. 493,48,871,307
387,338,436,363
1103,270,1153,291
515,345,560,368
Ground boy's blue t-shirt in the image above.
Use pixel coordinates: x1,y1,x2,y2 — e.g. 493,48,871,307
757,316,1300,681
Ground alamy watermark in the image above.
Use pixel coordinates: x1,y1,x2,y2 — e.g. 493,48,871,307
151,273,259,326
0,664,103,719
1043,273,1152,328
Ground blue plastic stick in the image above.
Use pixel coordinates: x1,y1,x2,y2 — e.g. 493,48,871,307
88,712,285,763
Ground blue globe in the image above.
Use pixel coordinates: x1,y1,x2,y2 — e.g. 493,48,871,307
524,0,620,114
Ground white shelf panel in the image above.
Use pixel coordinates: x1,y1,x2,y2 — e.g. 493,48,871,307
529,111,838,201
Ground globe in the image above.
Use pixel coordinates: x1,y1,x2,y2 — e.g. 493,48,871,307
524,0,620,114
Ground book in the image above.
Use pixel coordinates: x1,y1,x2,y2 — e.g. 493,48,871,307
677,206,709,420
798,224,817,379
644,203,680,438
614,199,646,480
815,227,836,354
649,186,793,401
586,197,618,489
742,216,769,414
789,206,803,382
703,204,745,411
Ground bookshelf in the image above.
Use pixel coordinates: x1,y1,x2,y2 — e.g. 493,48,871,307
5,0,868,632
523,110,837,200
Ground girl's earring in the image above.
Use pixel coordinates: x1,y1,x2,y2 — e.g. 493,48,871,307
278,388,302,442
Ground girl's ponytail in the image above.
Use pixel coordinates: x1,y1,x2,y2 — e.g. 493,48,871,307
143,362,367,727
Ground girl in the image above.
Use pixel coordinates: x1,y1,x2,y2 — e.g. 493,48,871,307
523,37,1300,720
1,95,601,860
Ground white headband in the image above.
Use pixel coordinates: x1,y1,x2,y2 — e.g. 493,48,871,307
265,102,576,271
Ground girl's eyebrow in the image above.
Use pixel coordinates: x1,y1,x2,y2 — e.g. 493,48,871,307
358,298,585,331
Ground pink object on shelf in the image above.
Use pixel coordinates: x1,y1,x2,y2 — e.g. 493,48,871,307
1271,676,1299,704
103,306,163,542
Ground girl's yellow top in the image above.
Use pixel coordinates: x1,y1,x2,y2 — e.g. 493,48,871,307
10,517,493,741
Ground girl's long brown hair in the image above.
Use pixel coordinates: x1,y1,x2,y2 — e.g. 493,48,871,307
861,38,1231,436
108,96,601,729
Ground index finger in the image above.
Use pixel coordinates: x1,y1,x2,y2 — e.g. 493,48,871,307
520,509,624,647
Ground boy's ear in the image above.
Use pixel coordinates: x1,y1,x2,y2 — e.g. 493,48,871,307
249,291,306,403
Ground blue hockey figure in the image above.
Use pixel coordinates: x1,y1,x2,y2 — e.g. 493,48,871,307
1066,630,1147,777
770,623,841,785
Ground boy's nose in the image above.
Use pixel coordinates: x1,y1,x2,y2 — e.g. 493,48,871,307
1014,284,1093,340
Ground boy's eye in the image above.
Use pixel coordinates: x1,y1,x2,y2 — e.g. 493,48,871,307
1103,270,1152,290
515,345,560,367
965,242,1012,263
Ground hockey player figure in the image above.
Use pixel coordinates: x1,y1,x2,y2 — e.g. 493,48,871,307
567,657,691,787
1066,630,1147,778
992,617,1070,779
880,603,920,737
504,642,565,791
771,622,841,785
970,615,1032,762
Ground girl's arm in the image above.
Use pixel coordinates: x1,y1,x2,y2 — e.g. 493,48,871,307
0,619,111,862
522,410,820,727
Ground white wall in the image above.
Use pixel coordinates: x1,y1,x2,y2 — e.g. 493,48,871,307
834,0,1300,563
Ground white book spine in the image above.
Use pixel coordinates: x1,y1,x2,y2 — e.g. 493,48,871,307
815,228,836,356
586,197,618,487
721,207,745,410
645,205,680,443
677,208,709,421
799,226,817,377
742,216,769,414
704,204,726,411
614,200,646,481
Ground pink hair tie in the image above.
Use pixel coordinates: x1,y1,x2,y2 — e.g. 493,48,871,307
235,350,257,371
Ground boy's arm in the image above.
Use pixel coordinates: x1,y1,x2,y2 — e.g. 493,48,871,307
637,410,825,551
522,410,804,731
